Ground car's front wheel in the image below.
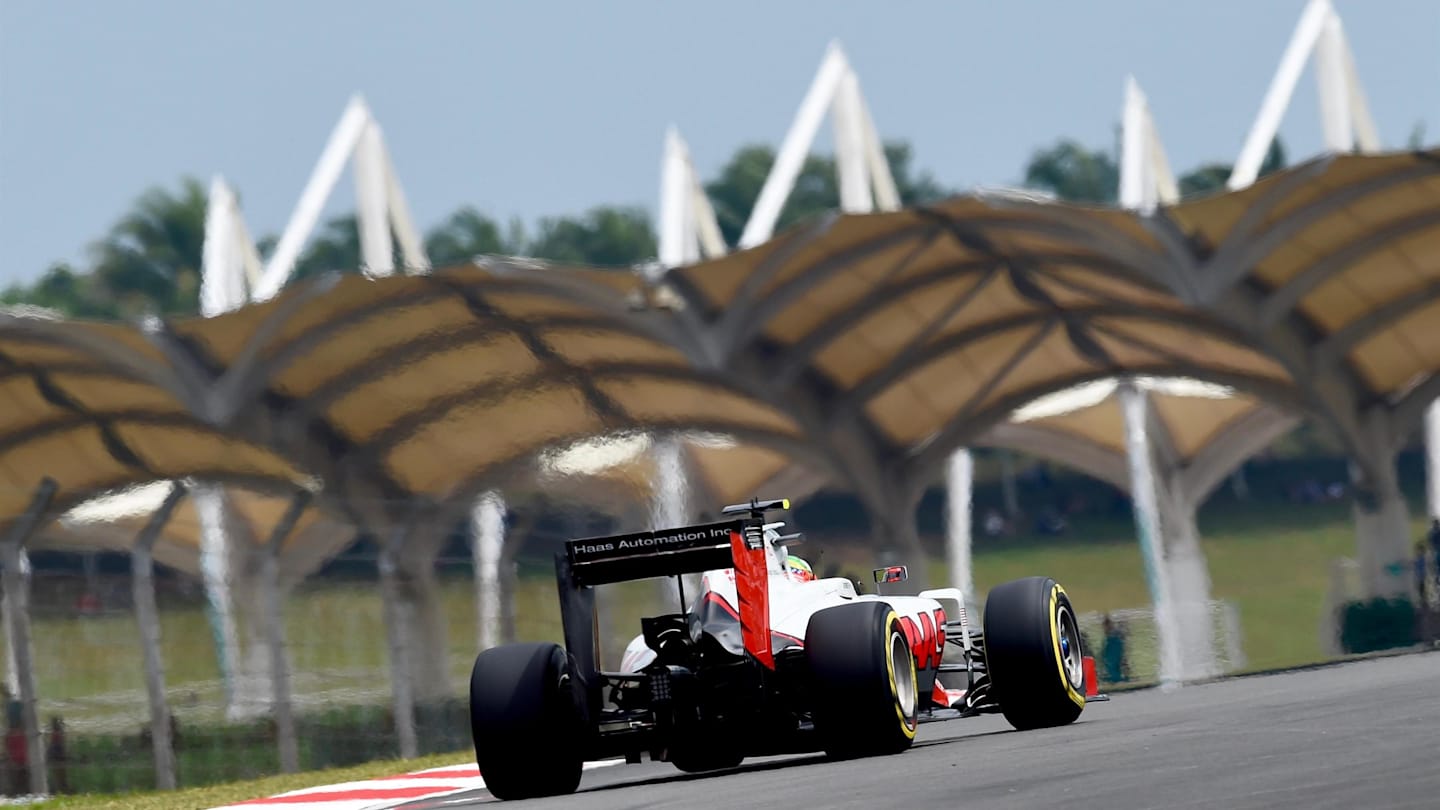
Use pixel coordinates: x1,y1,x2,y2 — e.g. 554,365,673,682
982,576,1087,730
805,601,918,758
469,642,587,800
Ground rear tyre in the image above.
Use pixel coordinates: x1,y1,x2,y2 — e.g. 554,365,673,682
469,642,586,800
805,601,918,758
982,576,1087,731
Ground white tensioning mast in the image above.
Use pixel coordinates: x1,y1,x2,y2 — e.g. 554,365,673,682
1228,0,1380,190
249,94,430,302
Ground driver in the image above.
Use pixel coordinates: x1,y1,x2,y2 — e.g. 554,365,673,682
785,554,815,582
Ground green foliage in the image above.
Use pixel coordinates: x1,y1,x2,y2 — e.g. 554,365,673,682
1022,138,1119,203
1022,136,1288,203
1178,138,1288,199
0,130,1295,321
424,206,518,266
40,751,473,810
53,700,469,795
704,141,949,246
525,205,656,266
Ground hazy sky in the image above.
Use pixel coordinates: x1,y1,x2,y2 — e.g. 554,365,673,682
1,0,1436,287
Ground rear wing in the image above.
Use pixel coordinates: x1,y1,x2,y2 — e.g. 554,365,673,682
555,497,793,721
565,519,748,586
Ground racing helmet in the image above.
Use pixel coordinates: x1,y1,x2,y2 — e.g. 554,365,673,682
785,554,815,582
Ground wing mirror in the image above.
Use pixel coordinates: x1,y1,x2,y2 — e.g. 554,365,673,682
873,565,908,584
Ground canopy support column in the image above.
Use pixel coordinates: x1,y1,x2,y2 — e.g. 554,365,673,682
868,499,929,593
650,438,694,607
398,524,452,705
131,482,187,791
944,448,975,603
1424,399,1440,520
1154,486,1220,681
1,478,56,797
1119,382,1183,690
998,450,1019,518
260,491,311,774
1348,409,1414,601
379,521,419,760
472,491,506,652
193,484,242,718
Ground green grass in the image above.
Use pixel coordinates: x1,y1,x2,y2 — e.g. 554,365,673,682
31,498,1425,731
37,750,471,810
20,494,1433,796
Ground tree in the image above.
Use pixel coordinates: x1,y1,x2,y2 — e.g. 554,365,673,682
290,215,364,281
87,176,210,318
703,141,951,247
0,263,118,319
1179,138,1288,199
1021,139,1119,204
425,207,515,266
525,206,656,267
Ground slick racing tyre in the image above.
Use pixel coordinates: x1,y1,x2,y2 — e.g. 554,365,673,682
469,642,586,800
982,576,1087,731
805,601,918,758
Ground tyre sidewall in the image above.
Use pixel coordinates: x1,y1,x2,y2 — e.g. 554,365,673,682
982,576,1086,730
806,601,918,756
469,642,585,799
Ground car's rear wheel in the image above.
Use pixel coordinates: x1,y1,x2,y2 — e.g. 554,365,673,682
805,601,918,758
469,642,586,800
982,576,1087,730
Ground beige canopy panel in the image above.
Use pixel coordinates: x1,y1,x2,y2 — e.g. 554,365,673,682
982,377,1298,498
1163,149,1440,403
33,484,351,582
524,432,826,518
662,194,1302,508
0,316,312,526
975,148,1440,465
158,261,811,524
0,149,1432,568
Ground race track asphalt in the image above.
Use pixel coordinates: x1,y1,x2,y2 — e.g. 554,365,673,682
398,650,1440,809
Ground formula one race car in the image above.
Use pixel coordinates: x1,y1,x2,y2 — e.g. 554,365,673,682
468,497,1103,800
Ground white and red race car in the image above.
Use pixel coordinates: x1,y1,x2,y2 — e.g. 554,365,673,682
468,497,1103,801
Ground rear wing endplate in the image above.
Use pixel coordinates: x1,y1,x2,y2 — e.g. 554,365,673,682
565,519,749,586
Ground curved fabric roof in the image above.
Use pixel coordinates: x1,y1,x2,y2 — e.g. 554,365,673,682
986,149,1440,464
658,148,1438,511
981,377,1298,499
154,261,815,531
525,431,827,518
660,196,1299,515
2,148,1434,569
35,485,351,584
0,313,312,525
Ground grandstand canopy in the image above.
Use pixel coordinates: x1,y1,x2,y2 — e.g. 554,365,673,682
36,485,352,582
0,313,312,523
983,376,1297,499
0,148,1432,566
146,261,820,528
660,148,1438,504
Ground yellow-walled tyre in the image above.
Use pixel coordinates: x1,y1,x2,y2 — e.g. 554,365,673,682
805,601,919,758
982,576,1087,731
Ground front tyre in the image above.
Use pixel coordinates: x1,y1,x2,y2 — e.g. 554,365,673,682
982,576,1087,730
469,642,586,800
805,601,918,758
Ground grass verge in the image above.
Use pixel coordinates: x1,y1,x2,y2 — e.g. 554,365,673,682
35,750,472,810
